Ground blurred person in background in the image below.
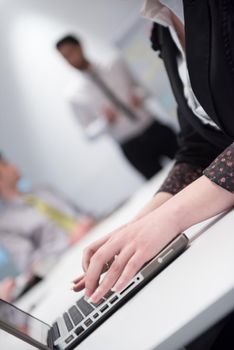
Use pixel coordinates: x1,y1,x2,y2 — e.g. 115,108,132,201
56,35,178,180
0,154,95,301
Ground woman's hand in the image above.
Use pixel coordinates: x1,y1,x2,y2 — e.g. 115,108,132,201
72,192,173,300
72,175,234,304
135,192,173,220
72,208,180,304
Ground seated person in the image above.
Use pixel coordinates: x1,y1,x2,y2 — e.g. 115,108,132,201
0,154,95,301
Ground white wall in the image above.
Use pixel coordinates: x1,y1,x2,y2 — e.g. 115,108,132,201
0,0,147,217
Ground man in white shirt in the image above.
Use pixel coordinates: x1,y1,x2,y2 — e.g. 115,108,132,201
56,35,178,179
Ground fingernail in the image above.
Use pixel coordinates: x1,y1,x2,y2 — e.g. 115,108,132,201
87,297,94,304
89,292,98,304
111,287,116,292
113,284,122,292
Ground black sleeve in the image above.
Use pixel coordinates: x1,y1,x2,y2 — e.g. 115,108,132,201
157,109,223,195
174,109,222,168
157,162,203,195
203,142,234,193
150,22,233,195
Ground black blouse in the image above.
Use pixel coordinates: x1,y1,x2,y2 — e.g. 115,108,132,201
158,142,234,194
152,1,234,195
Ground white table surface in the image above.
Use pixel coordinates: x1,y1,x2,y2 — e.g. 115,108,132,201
1,165,234,350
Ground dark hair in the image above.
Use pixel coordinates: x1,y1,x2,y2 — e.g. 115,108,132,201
56,35,81,50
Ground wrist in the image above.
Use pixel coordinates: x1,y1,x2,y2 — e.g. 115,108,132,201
135,192,173,220
153,197,184,236
155,175,234,234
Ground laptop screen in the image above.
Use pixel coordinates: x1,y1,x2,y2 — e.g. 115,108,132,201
0,299,50,346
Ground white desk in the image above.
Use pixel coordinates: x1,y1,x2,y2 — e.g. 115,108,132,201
1,166,234,350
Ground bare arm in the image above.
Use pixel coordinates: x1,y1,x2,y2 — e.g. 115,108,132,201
73,175,234,303
135,162,204,219
135,192,172,219
163,175,234,232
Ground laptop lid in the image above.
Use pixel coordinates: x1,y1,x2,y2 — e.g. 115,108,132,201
0,299,53,350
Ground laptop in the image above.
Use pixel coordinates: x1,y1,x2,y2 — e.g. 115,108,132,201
0,233,189,350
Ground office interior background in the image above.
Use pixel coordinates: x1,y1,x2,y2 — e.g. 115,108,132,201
0,0,177,217
1,2,234,350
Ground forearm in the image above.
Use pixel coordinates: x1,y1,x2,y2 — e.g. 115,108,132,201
73,176,234,302
135,192,172,220
157,175,234,234
136,162,203,220
157,162,204,195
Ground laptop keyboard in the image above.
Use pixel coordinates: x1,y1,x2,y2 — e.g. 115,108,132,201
104,290,115,299
76,297,94,316
68,305,84,326
53,290,117,342
51,234,188,347
52,322,60,341
63,312,74,332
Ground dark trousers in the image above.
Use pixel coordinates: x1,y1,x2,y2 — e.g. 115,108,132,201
121,120,178,179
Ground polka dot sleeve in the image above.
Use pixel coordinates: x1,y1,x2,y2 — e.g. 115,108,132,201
157,163,203,195
203,142,234,192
